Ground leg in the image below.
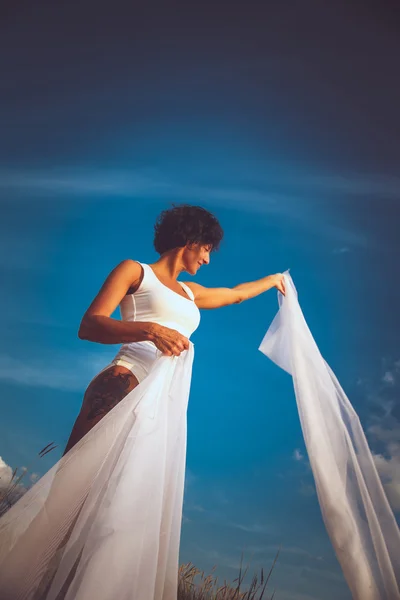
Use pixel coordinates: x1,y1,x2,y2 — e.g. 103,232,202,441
62,365,140,456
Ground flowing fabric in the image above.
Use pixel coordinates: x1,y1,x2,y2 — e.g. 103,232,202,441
259,271,400,600
2,272,400,600
0,344,194,600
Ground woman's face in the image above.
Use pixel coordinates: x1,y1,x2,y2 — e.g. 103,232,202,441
184,242,212,274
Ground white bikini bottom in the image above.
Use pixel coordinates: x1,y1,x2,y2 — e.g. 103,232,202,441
93,342,161,385
89,356,147,386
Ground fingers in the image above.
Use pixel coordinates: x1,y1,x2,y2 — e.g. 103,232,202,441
173,338,190,356
164,346,185,357
275,273,286,296
157,332,190,357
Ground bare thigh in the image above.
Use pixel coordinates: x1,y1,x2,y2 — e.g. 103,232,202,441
62,365,140,456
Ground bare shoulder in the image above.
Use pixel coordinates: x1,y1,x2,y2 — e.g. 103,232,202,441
81,259,144,320
110,259,142,281
180,280,204,297
180,280,241,309
95,259,144,296
111,259,144,291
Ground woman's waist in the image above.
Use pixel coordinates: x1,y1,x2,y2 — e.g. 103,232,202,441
120,317,194,340
113,340,160,363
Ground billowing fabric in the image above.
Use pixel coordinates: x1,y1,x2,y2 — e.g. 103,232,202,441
259,270,400,600
0,259,201,600
113,262,200,375
0,345,194,600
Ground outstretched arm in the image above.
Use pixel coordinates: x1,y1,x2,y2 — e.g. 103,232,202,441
183,273,285,309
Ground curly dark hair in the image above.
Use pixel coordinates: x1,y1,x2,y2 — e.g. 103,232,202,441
153,204,224,255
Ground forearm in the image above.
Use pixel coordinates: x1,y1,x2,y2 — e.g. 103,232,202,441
233,275,275,302
78,315,156,344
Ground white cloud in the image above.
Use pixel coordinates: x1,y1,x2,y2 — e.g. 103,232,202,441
293,448,304,461
368,423,400,444
363,355,400,513
368,427,400,512
382,371,395,385
0,456,27,511
0,456,14,491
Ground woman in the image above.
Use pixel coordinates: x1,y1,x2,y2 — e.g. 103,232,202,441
0,203,285,600
63,203,285,455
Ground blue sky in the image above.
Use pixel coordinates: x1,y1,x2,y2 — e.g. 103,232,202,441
1,2,400,598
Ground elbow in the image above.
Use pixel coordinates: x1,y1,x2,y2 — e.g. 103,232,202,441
234,290,245,304
78,316,93,340
78,324,88,340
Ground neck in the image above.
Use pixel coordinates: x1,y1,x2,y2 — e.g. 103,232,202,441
151,249,186,281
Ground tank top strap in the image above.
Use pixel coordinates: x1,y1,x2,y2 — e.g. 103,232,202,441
139,261,195,302
178,281,195,301
134,261,147,288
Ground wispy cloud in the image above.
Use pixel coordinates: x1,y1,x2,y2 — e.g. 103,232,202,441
368,422,400,512
0,351,115,391
300,481,316,497
359,357,400,512
235,544,323,562
371,447,400,511
382,371,395,385
291,448,316,496
293,448,304,461
229,521,274,535
185,503,206,513
1,164,396,246
0,167,171,197
1,165,400,199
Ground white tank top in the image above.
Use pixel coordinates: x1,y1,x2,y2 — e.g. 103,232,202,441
113,262,201,378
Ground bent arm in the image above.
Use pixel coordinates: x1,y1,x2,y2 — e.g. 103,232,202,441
78,260,156,344
183,275,276,309
79,316,156,344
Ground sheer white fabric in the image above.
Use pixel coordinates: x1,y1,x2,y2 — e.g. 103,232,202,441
2,271,400,600
259,271,400,600
0,345,194,600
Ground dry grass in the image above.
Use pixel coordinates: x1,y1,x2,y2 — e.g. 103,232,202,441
0,441,58,517
178,550,279,600
1,447,279,598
